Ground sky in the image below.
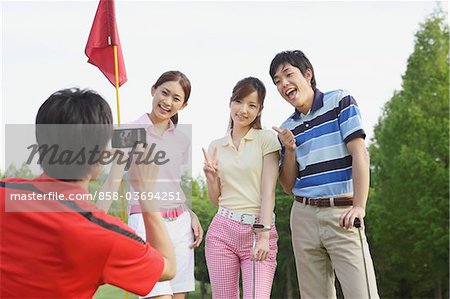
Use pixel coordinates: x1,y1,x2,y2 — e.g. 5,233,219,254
0,0,444,177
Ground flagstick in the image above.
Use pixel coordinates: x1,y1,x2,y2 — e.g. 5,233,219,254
113,45,129,299
113,45,122,125
112,45,127,220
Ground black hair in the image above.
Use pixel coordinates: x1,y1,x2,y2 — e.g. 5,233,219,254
269,50,317,90
35,88,113,180
229,77,266,129
153,70,191,125
36,88,113,125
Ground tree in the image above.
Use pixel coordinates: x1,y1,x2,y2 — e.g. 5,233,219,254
191,176,216,299
369,8,449,298
4,162,36,179
271,183,300,299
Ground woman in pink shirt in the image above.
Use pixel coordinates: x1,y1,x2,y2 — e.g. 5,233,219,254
100,71,203,299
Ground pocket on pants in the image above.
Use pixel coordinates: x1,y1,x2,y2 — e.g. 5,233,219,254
205,214,223,244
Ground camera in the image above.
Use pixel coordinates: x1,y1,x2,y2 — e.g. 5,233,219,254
112,128,146,148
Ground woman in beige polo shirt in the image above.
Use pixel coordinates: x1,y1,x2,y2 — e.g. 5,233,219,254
203,77,281,299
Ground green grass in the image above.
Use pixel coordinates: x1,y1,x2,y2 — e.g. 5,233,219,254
94,285,138,299
94,281,210,299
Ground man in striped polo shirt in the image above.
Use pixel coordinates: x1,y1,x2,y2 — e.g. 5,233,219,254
270,50,379,299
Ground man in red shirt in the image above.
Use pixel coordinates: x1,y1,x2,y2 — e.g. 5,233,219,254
1,88,175,298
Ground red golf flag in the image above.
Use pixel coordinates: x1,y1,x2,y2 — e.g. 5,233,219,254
85,0,127,87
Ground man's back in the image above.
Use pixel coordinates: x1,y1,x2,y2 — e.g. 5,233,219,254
1,175,164,298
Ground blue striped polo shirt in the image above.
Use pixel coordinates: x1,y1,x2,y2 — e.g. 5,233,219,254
279,89,366,198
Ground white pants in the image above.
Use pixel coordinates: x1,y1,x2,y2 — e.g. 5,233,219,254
128,210,195,297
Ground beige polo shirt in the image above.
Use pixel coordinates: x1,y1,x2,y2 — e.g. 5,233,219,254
208,128,281,214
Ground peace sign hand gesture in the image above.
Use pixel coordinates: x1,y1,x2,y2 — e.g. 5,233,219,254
202,146,220,183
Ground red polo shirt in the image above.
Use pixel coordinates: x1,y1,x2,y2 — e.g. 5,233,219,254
0,174,164,298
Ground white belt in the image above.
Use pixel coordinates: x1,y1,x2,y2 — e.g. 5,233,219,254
217,206,275,225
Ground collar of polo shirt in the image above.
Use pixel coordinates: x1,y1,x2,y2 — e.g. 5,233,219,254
292,89,325,120
221,127,258,147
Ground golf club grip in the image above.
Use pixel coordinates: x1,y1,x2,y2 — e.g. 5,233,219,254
354,218,361,228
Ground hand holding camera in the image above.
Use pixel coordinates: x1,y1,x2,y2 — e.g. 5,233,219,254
112,128,147,149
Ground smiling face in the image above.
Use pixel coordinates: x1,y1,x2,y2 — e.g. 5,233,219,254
149,81,186,124
230,91,261,130
273,63,315,114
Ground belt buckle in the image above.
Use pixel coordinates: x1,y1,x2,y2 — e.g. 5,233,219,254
162,208,178,221
240,213,254,224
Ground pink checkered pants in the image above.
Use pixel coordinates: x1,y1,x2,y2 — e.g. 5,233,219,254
205,214,278,299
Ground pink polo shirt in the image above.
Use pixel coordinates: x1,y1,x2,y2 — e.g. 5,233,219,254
128,114,190,211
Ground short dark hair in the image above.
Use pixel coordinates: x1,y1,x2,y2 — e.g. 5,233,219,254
269,50,317,90
36,88,113,125
229,77,266,130
35,88,113,180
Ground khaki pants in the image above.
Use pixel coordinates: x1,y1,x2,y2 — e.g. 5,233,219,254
290,200,379,299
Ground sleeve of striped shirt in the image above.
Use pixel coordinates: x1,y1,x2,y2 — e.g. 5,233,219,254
337,94,366,143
